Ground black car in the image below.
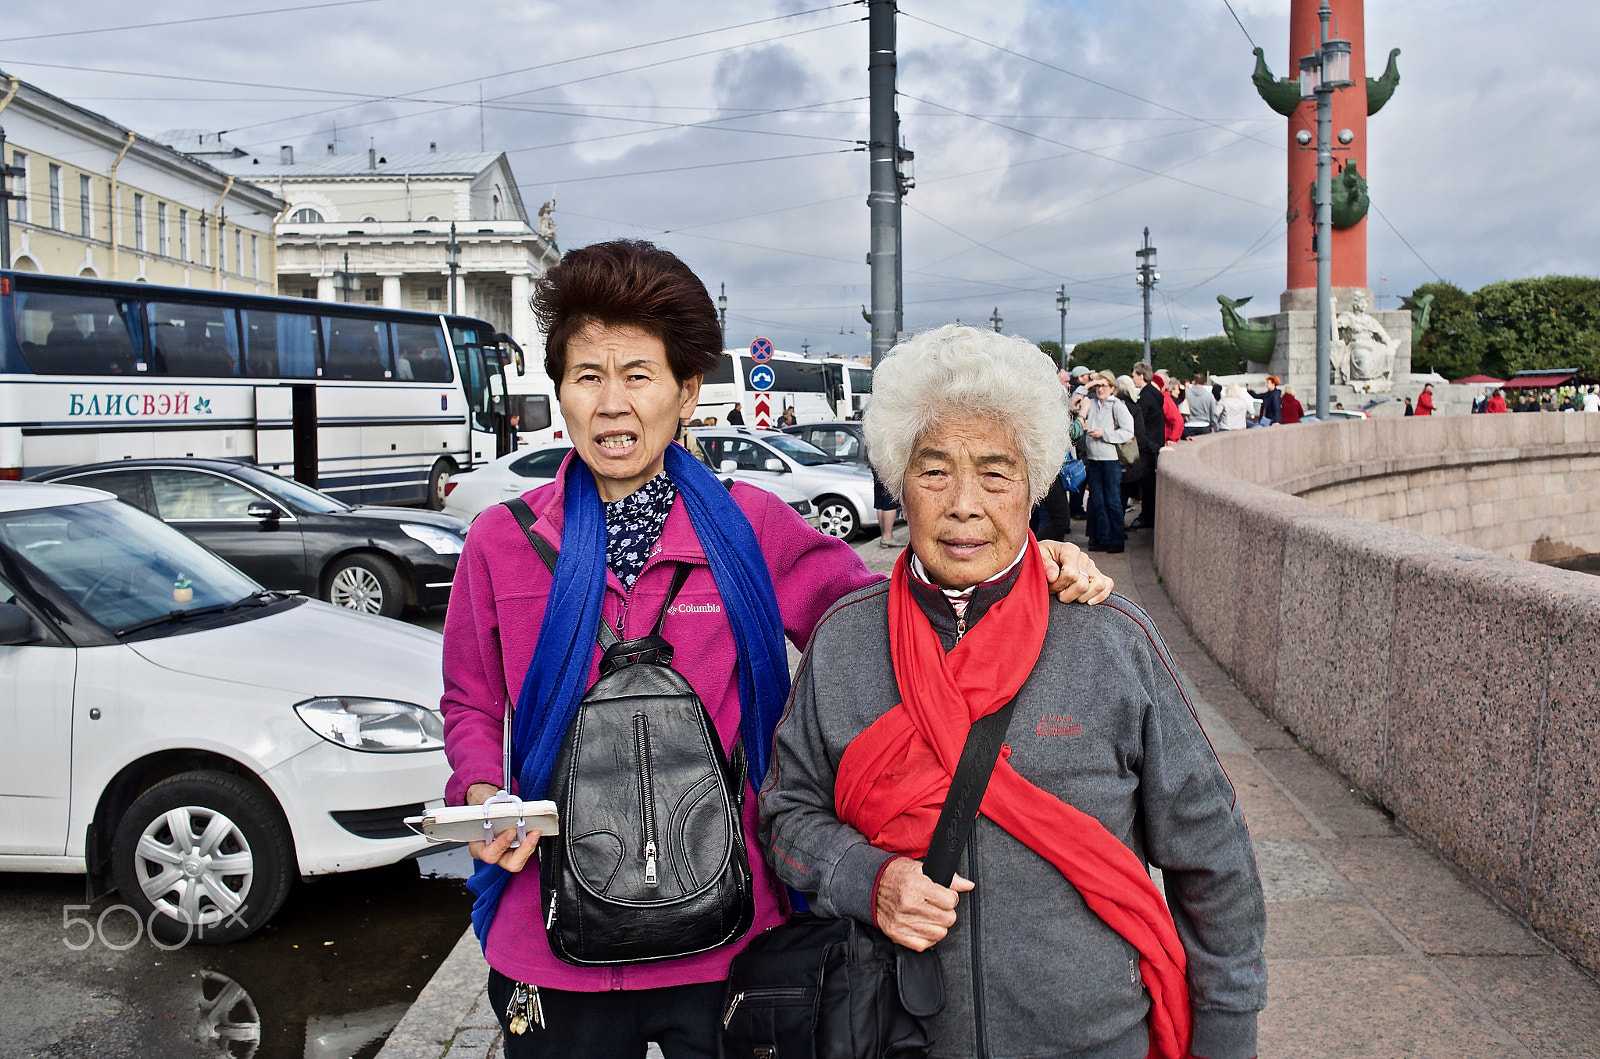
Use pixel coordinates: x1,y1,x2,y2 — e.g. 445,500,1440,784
29,459,467,618
782,421,868,466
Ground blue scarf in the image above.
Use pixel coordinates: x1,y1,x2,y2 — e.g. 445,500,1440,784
467,443,792,948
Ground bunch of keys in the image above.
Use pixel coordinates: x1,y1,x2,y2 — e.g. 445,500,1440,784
505,981,545,1035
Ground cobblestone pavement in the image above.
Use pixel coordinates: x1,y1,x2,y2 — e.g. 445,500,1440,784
379,524,1600,1059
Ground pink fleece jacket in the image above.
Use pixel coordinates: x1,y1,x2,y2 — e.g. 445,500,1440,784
440,461,877,991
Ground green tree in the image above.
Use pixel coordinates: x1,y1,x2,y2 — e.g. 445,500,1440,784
1036,339,1065,368
1474,276,1600,379
1067,338,1144,375
1407,281,1484,379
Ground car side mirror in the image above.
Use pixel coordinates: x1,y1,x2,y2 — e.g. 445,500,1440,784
718,459,737,474
763,459,786,473
0,602,37,646
247,500,282,521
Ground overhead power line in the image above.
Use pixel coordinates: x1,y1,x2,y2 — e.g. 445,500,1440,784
0,0,385,44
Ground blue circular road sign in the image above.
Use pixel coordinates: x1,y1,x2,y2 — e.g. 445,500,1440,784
749,364,776,390
750,337,774,362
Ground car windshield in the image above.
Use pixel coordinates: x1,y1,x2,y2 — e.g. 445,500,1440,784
232,465,349,514
0,499,261,635
759,432,839,466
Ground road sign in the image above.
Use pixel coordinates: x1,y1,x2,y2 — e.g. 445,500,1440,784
754,392,772,429
749,364,776,391
750,337,773,363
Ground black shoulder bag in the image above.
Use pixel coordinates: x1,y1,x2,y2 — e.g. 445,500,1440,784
721,696,1019,1059
504,497,755,966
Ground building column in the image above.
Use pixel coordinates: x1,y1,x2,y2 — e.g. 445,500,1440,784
510,272,533,349
316,275,336,301
381,273,402,309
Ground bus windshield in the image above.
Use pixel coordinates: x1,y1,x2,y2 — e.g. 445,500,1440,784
449,323,499,435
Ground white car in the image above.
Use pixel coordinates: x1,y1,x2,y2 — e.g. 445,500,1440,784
0,482,450,944
692,428,879,540
444,441,822,528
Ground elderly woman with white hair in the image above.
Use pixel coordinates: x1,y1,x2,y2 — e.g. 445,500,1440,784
759,326,1267,1059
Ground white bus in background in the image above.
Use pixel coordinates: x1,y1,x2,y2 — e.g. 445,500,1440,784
0,270,524,508
695,349,835,425
820,356,872,420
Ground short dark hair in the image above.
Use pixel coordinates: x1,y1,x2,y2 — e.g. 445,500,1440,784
534,239,722,391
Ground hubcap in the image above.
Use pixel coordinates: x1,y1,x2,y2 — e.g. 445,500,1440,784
330,566,384,613
134,805,254,930
817,503,854,539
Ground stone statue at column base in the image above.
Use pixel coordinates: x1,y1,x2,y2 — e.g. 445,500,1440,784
1332,290,1402,392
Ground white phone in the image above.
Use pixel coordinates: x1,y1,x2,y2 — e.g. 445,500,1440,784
405,796,558,845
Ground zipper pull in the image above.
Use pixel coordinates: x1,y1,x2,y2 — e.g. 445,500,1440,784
955,616,967,642
644,840,658,885
722,991,746,1030
545,893,557,929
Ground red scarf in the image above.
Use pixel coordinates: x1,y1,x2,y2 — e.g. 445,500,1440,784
834,542,1192,1059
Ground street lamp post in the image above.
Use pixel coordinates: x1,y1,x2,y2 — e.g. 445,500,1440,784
1299,0,1352,420
1056,285,1070,367
989,307,1003,333
717,283,728,346
446,222,462,315
1135,228,1159,365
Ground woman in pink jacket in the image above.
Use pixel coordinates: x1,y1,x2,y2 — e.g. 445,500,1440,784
440,239,1111,1059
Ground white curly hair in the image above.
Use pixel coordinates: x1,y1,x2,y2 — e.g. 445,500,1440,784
863,325,1070,506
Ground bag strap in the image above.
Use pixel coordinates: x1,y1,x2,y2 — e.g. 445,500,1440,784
919,698,1019,888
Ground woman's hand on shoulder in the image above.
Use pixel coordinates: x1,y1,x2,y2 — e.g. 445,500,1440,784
465,782,540,871
1037,539,1114,605
873,857,974,952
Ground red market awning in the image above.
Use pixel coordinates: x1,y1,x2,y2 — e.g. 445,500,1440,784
1499,373,1580,389
1452,374,1506,385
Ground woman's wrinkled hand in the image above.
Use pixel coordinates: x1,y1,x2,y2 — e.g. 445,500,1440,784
873,857,975,952
465,782,540,872
1037,539,1114,605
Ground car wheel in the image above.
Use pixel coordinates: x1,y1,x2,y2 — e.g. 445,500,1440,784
110,770,294,946
325,553,406,618
815,496,859,540
426,457,457,511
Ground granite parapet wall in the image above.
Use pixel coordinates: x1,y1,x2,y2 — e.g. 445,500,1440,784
1153,413,1600,974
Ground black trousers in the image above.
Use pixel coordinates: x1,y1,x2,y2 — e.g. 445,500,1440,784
1032,475,1072,538
489,969,724,1059
1138,446,1160,520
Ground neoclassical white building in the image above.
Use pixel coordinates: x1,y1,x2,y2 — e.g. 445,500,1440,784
207,144,559,352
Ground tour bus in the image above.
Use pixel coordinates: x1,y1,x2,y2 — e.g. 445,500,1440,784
820,355,873,419
695,348,837,425
0,271,532,508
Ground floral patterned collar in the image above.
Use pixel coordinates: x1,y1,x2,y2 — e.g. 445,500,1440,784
604,473,678,590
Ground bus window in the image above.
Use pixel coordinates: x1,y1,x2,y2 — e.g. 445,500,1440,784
705,354,735,385
449,325,496,434
393,322,453,383
322,316,393,381
756,360,827,393
240,309,319,378
849,366,872,395
13,290,141,375
148,302,240,377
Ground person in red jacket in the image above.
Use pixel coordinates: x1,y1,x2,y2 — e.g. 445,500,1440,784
1156,371,1185,445
1278,385,1304,424
1486,389,1508,413
1416,383,1436,415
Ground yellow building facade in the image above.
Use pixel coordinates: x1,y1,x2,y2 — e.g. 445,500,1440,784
0,72,281,291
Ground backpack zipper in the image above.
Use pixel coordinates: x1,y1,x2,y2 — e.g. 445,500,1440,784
634,712,659,886
722,988,809,1029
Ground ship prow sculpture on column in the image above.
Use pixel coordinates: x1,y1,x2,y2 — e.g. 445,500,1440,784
1221,0,1432,410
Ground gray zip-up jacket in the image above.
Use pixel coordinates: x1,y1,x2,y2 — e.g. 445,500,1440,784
759,574,1266,1059
1079,395,1135,462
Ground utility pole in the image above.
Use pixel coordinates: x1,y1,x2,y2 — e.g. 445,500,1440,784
989,307,1003,333
1135,227,1159,365
446,222,462,314
1056,285,1070,367
717,283,728,345
1299,0,1352,420
0,128,25,268
332,251,360,303
868,0,909,367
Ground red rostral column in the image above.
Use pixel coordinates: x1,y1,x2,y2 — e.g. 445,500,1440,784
1287,0,1366,292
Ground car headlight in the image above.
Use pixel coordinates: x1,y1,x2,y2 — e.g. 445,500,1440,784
400,523,464,555
787,499,814,516
295,697,445,753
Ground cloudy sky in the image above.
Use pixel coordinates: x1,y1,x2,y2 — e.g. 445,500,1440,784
3,0,1595,356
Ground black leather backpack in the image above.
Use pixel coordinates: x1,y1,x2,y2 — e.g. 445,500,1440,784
505,498,755,966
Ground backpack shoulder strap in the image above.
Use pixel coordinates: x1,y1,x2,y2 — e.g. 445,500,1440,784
502,496,619,652
648,562,694,638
